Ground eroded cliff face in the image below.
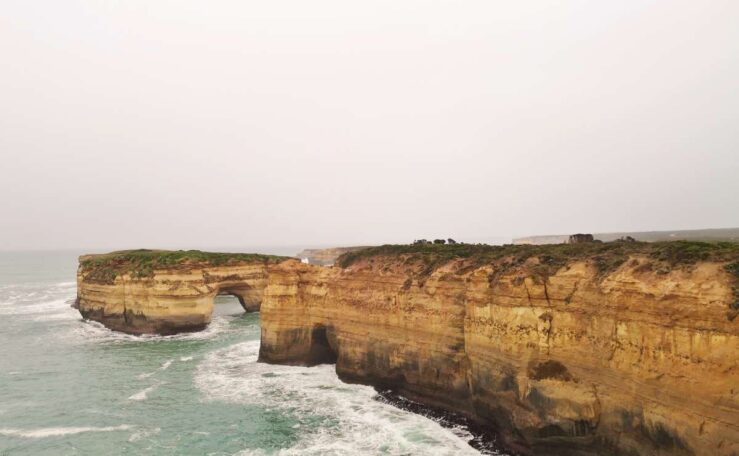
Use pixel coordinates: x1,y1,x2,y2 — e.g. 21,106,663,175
258,255,739,456
77,262,270,335
77,246,739,455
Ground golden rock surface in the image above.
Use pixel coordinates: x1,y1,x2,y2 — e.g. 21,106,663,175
77,254,739,455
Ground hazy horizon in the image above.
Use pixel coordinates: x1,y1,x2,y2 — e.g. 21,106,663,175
3,228,739,254
2,1,737,251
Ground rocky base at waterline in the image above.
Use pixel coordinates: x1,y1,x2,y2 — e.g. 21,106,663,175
77,243,739,456
375,389,514,455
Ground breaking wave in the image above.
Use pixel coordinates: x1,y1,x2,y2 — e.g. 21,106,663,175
68,314,242,345
195,341,486,456
128,383,162,401
0,425,132,439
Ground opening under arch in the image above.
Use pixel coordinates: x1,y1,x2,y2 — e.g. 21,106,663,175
214,284,262,313
213,293,248,317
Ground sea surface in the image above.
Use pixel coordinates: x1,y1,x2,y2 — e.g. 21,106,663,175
0,251,502,455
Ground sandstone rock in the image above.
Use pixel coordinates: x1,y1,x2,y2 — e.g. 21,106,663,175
77,245,739,455
76,250,284,335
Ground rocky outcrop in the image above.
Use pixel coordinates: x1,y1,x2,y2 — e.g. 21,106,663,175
568,233,594,243
76,250,285,335
77,244,739,455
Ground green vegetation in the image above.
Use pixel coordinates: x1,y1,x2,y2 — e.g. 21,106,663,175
650,241,739,264
336,240,739,277
80,249,291,283
726,260,739,279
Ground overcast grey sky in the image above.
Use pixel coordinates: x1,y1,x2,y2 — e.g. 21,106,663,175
1,1,737,251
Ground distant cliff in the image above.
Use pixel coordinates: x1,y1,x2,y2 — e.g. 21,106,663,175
296,246,370,265
77,242,739,455
514,227,739,245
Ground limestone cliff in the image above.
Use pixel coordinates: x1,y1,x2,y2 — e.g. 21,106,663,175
76,250,287,335
259,242,739,456
77,243,739,455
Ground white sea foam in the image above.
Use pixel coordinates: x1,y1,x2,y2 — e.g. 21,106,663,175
180,356,194,361
160,359,173,370
127,427,160,442
71,319,139,343
0,279,78,328
69,315,237,345
0,298,69,316
0,425,132,438
195,341,487,456
33,309,78,322
128,383,161,401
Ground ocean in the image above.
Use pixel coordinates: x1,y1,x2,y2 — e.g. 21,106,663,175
0,251,502,455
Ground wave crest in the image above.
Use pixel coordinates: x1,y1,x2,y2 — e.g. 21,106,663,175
0,425,132,439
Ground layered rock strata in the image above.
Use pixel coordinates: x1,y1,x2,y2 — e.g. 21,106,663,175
259,251,739,456
77,245,739,455
76,251,282,335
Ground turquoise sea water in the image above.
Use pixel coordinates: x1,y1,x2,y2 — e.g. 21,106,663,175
0,251,499,455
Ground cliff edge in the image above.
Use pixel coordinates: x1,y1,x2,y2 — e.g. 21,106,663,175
77,242,739,455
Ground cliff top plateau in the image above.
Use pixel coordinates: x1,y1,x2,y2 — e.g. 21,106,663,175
79,249,291,284
337,239,739,272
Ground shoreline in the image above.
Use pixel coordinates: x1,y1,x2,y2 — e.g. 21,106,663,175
375,390,517,456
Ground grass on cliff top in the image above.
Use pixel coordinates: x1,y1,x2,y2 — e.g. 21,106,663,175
336,240,739,277
80,249,291,283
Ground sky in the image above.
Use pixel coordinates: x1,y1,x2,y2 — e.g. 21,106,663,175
1,0,737,251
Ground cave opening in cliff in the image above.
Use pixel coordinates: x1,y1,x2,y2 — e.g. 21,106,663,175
307,325,338,365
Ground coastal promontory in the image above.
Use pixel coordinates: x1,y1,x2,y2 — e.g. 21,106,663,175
75,250,289,334
76,242,739,455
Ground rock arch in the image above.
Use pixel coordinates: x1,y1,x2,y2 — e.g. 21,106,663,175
213,282,263,313
77,262,273,335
